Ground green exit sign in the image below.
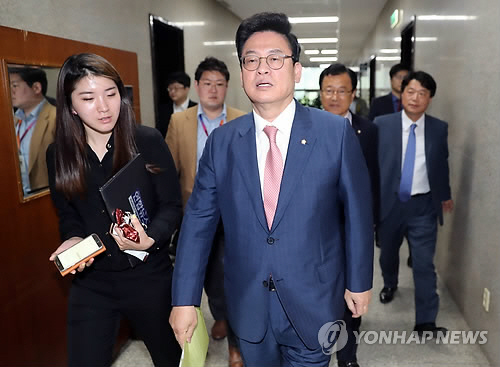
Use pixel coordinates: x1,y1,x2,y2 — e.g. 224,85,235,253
390,9,400,29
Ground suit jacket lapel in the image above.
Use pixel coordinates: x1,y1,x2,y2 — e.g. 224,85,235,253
28,103,49,173
185,108,199,181
271,102,315,231
424,114,434,166
234,114,268,231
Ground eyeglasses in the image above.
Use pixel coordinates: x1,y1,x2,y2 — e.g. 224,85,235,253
241,54,294,71
321,89,353,98
167,85,185,93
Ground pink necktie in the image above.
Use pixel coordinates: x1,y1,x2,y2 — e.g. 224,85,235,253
263,126,284,229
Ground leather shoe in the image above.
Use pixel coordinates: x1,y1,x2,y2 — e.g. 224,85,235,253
379,287,397,304
211,319,227,340
338,361,360,367
414,323,448,338
228,345,243,367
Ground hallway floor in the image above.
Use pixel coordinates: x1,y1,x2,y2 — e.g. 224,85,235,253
113,245,490,366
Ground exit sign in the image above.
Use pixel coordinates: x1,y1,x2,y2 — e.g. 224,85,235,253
390,9,400,29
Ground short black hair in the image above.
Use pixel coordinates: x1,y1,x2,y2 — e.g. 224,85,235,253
166,71,191,88
389,63,410,79
8,67,48,96
235,12,301,67
194,57,230,82
401,71,437,97
319,63,357,91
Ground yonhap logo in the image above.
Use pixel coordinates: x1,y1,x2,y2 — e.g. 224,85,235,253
318,320,348,355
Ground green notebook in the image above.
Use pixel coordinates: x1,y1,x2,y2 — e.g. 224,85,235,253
179,307,209,367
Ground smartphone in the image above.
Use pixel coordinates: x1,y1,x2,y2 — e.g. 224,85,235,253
54,234,106,276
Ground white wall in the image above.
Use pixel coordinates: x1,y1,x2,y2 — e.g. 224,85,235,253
358,1,500,364
0,0,251,127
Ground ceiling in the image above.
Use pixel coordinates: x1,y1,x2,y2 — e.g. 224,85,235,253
215,0,389,67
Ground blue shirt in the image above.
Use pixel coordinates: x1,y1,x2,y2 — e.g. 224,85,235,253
196,104,227,171
14,99,47,194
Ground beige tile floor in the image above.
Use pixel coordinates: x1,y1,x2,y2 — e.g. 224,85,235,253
113,245,491,367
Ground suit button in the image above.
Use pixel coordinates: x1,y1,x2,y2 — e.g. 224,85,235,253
267,237,275,245
262,280,269,288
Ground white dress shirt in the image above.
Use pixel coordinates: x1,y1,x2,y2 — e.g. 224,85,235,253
401,110,430,195
173,97,190,114
254,99,296,195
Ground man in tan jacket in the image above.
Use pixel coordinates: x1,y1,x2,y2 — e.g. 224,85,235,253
9,67,56,196
166,57,245,367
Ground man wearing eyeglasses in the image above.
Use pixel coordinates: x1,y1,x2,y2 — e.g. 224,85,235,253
319,63,379,367
156,71,197,138
170,13,373,366
166,57,245,366
376,71,453,337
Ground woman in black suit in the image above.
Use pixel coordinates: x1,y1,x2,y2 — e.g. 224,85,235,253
47,53,182,367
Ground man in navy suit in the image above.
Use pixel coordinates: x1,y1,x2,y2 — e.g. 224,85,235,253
320,63,378,367
368,63,409,121
169,13,374,366
376,71,453,335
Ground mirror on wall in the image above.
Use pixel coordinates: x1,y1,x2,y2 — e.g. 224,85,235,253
7,64,59,200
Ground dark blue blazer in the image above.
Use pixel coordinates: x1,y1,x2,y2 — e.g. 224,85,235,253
375,112,451,225
172,101,374,349
368,93,396,121
352,113,379,224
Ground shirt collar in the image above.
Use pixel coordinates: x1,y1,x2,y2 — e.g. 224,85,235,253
181,97,191,110
15,98,47,120
343,110,353,125
253,99,295,136
197,103,227,122
402,109,425,130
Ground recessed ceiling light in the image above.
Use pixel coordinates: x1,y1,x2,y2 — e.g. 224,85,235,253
289,16,339,24
310,57,338,62
203,41,235,46
379,49,399,54
376,56,401,61
304,50,320,55
417,15,477,21
169,21,206,27
298,38,338,44
321,49,338,55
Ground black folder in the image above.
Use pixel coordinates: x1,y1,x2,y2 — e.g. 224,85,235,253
99,153,155,228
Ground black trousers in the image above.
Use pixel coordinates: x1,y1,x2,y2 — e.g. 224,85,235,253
336,303,361,363
67,262,181,367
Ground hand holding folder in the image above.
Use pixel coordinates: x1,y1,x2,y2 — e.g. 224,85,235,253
179,307,209,367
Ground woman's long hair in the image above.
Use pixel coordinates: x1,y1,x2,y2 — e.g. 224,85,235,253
54,53,137,198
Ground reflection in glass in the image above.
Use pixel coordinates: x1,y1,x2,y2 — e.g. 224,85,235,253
8,65,58,199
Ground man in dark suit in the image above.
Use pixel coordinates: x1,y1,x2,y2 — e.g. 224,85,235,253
170,12,374,366
368,63,409,121
320,63,378,367
376,71,453,336
156,71,197,138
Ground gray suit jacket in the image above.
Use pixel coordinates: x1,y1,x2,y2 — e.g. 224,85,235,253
375,111,451,225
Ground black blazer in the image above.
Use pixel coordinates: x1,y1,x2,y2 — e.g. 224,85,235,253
368,93,397,121
157,99,197,138
351,113,380,224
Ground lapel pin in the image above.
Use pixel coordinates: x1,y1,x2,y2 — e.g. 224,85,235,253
357,129,361,134
301,139,307,145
